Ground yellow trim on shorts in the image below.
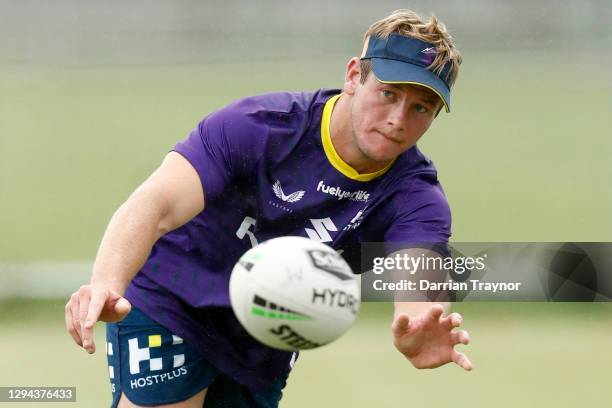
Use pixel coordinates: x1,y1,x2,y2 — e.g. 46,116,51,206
321,94,395,182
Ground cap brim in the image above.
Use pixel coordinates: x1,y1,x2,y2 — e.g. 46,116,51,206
371,58,451,112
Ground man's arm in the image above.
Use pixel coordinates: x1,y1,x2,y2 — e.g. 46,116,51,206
65,152,204,354
388,248,472,371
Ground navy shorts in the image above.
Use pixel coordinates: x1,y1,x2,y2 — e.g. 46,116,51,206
105,307,287,407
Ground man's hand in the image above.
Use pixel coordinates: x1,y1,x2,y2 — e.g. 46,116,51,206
392,304,472,371
64,284,132,354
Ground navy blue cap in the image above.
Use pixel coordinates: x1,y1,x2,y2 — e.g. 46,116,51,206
362,34,453,112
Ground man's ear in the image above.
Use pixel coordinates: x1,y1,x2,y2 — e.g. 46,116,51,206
343,57,361,96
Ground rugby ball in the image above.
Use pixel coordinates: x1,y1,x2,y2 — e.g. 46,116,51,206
229,236,360,351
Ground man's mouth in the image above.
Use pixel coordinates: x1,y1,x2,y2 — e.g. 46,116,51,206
376,130,401,143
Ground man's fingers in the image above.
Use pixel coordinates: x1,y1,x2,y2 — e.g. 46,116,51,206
82,287,110,354
64,300,82,346
391,314,410,337
66,284,130,354
77,286,93,350
451,330,470,346
444,313,463,330
70,293,83,341
452,350,473,371
427,304,444,322
84,287,108,328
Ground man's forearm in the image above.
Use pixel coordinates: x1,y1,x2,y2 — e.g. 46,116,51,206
90,189,167,295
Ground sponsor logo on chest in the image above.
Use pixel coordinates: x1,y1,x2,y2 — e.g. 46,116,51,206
316,181,370,202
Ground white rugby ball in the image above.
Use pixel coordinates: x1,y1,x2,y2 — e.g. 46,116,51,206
229,236,360,351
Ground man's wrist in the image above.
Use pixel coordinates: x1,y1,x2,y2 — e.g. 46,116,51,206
89,277,127,296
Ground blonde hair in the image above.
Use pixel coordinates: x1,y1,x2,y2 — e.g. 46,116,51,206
360,9,462,88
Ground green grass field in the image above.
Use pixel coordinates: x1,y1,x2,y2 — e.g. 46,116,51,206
0,300,611,407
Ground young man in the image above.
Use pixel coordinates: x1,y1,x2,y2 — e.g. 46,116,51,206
65,9,471,408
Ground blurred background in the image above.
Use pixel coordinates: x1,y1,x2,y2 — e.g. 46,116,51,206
1,0,610,406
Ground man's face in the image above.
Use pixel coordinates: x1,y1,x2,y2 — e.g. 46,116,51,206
344,59,442,165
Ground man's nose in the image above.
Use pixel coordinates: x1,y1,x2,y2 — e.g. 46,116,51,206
387,104,408,131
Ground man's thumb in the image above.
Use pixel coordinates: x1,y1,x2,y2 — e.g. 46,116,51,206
114,297,132,318
392,314,410,337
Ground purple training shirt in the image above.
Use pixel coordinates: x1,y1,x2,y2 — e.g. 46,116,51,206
124,89,451,391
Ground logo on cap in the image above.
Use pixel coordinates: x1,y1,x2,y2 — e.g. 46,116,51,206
420,47,437,65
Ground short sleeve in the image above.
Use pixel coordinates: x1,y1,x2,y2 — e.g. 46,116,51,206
384,177,452,254
172,103,266,204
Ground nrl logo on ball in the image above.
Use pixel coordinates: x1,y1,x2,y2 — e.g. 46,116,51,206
307,249,352,281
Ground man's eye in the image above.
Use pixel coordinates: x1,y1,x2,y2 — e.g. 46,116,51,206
382,90,395,98
415,104,429,113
